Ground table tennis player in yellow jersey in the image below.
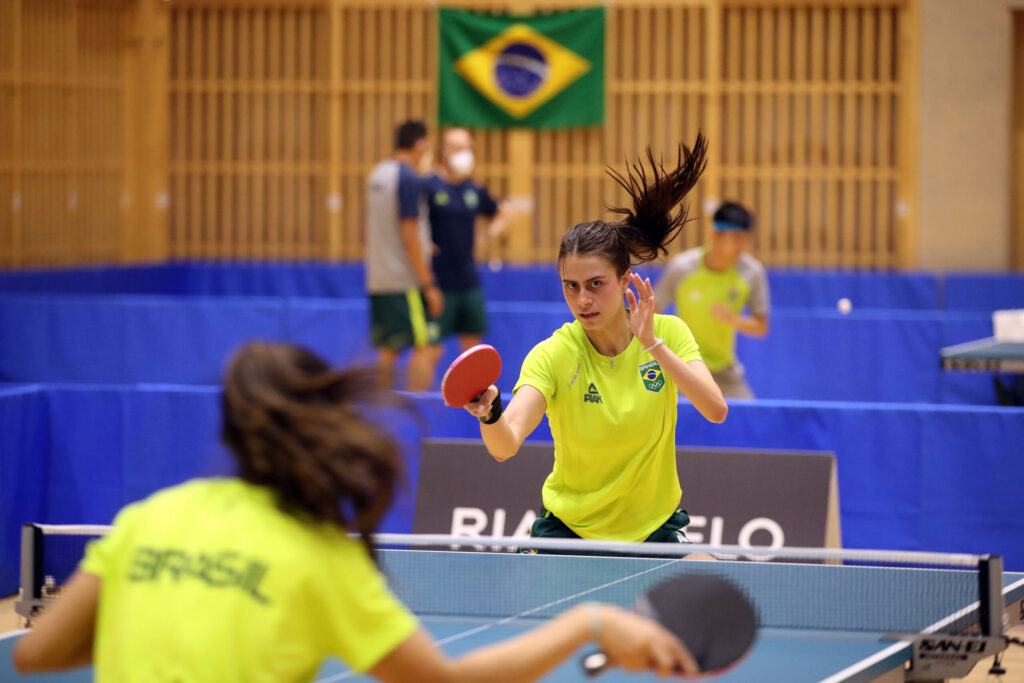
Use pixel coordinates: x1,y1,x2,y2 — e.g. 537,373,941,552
465,136,728,545
653,201,770,399
14,342,697,681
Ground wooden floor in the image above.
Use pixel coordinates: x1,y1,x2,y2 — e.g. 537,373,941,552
1,595,20,635
961,626,1024,683
2,593,1022,680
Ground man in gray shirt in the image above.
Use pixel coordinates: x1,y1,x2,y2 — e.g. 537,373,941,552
365,120,442,391
653,201,770,398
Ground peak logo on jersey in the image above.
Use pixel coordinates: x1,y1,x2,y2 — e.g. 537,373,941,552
433,191,450,206
584,382,603,404
463,189,479,209
439,8,604,128
639,360,665,393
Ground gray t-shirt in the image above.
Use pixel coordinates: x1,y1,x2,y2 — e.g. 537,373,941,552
364,160,430,294
654,248,770,318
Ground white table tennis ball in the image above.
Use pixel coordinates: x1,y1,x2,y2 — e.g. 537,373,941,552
837,297,852,314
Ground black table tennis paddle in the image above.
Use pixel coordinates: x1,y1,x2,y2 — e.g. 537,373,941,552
582,574,758,678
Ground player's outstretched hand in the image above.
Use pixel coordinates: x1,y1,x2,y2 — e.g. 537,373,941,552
596,605,699,677
625,272,658,349
463,385,499,420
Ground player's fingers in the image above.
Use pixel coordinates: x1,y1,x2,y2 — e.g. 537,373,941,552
625,287,637,310
671,637,699,676
616,652,646,673
647,642,676,678
464,386,496,417
474,387,495,416
483,386,500,413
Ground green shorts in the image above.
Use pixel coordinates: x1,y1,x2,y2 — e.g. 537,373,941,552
369,289,440,351
437,287,488,339
527,507,692,553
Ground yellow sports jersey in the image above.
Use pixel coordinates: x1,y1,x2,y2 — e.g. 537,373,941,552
676,270,749,372
80,478,417,682
654,247,769,373
513,314,702,541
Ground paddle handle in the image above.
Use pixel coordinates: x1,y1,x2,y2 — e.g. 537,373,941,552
581,650,610,677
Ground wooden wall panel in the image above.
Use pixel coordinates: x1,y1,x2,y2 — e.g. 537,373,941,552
0,0,128,267
1014,10,1024,270
167,3,333,260
0,0,916,269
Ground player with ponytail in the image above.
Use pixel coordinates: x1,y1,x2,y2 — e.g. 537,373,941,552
466,134,727,545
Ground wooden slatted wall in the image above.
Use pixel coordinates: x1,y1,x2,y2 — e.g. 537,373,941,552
0,0,130,267
717,1,913,268
1014,10,1024,271
0,0,919,268
169,3,327,259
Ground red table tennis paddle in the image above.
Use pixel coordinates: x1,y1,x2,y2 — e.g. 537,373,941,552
440,344,502,409
582,574,758,678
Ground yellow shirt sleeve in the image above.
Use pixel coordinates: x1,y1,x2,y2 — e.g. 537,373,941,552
79,501,144,578
312,539,418,673
657,314,702,363
514,339,558,405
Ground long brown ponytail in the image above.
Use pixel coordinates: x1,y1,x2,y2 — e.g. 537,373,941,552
220,342,402,556
558,133,708,275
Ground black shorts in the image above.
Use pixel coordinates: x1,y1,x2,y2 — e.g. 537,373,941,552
369,289,440,351
437,287,487,339
526,507,692,554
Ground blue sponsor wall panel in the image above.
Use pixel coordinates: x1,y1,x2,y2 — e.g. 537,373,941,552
0,386,48,594
2,386,1022,596
0,295,998,403
0,263,949,310
3,263,1020,311
942,273,1024,312
0,296,374,385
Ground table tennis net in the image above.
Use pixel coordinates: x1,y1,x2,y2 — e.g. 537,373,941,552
19,526,1001,637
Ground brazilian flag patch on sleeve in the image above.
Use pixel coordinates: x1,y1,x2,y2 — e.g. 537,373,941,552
638,360,665,393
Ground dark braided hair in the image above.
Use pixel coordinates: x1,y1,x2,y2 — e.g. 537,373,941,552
558,133,708,276
220,342,403,557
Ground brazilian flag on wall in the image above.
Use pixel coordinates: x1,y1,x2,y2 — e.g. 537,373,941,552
438,8,605,128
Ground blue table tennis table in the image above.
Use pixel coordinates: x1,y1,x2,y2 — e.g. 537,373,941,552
941,338,1024,374
941,337,1024,405
4,549,1023,683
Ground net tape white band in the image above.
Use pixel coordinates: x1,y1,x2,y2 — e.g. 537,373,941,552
31,525,984,567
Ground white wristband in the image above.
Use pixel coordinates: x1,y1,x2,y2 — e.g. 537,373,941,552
642,338,665,353
587,603,602,642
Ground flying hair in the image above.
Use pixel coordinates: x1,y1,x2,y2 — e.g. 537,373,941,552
558,132,708,274
605,132,708,263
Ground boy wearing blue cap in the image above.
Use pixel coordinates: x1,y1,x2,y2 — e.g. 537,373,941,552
654,201,770,398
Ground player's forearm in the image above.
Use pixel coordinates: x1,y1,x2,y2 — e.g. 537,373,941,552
13,571,98,673
477,387,546,461
480,413,522,461
733,314,768,338
399,219,434,286
445,605,592,682
649,347,727,423
485,210,512,240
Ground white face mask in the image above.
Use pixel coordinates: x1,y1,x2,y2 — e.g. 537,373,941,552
447,149,475,178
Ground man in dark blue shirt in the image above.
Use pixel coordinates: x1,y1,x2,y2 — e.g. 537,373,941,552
422,128,511,357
